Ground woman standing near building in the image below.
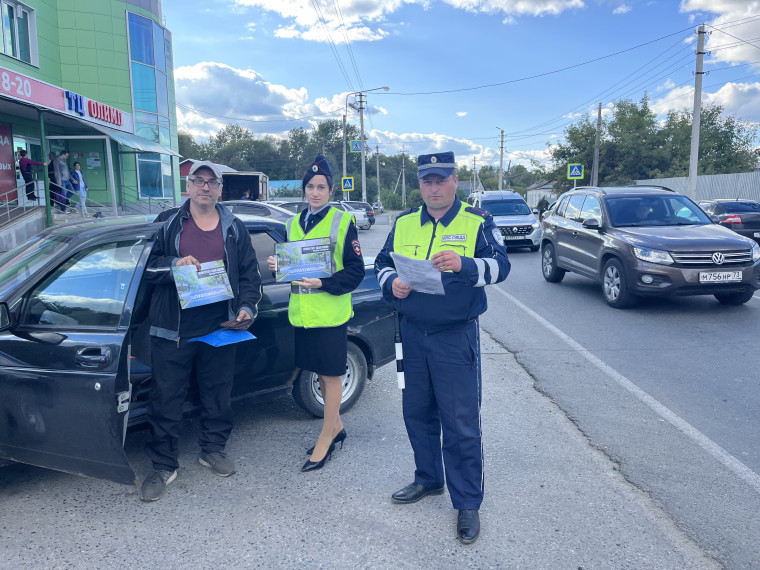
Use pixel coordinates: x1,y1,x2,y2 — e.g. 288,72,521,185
267,155,364,471
71,162,88,215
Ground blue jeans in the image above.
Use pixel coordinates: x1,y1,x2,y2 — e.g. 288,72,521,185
61,180,75,198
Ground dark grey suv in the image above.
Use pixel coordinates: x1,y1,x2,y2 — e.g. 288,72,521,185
541,186,760,308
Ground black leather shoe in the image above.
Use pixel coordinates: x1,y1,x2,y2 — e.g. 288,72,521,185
307,429,347,454
391,482,444,504
457,509,480,544
301,442,335,472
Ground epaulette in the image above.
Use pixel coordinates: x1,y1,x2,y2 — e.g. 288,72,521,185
465,206,491,219
396,206,419,219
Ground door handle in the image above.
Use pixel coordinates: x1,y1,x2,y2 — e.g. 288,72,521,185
75,346,112,368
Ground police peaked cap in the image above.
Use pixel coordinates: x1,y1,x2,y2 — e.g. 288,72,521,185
302,155,334,190
418,151,456,179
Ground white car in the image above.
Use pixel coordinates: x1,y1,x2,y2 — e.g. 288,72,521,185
372,202,384,214
330,202,371,230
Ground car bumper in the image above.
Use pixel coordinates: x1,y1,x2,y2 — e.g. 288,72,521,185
627,259,760,296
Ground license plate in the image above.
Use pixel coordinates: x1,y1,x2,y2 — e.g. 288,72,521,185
699,271,742,283
504,235,524,240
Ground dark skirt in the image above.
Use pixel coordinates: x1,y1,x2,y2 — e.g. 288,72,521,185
294,323,348,377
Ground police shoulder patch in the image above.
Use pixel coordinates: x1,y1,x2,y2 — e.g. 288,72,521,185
352,239,362,256
465,206,491,219
492,228,505,246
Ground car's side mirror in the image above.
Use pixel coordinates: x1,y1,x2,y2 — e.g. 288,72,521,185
0,303,13,331
582,218,601,231
532,208,539,214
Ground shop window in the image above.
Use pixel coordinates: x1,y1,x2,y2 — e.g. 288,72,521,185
128,12,153,66
128,12,172,146
1,1,36,65
137,154,172,199
131,62,157,113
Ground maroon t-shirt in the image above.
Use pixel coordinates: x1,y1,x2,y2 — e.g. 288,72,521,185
177,215,228,338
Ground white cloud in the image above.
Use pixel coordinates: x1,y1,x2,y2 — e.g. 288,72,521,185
613,4,631,15
174,62,337,138
680,1,760,67
457,111,468,117
650,80,760,123
230,0,585,43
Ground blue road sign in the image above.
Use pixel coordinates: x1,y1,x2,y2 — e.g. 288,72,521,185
567,164,584,179
350,140,362,153
342,177,354,191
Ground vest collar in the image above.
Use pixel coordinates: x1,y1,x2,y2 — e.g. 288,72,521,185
420,197,462,227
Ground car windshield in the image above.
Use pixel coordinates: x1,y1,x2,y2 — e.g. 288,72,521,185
607,195,711,227
719,201,760,213
0,234,73,298
481,200,531,216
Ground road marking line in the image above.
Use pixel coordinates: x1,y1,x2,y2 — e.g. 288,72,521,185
492,285,760,495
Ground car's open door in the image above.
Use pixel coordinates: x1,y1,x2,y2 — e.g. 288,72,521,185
0,235,152,485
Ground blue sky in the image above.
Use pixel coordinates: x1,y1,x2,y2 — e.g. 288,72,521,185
163,0,760,171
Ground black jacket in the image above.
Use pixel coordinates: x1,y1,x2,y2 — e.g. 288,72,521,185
145,201,262,341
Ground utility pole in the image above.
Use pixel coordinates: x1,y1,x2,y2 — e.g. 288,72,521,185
472,157,476,193
401,150,406,208
497,128,504,191
376,145,380,201
591,102,602,186
358,92,368,203
687,24,707,201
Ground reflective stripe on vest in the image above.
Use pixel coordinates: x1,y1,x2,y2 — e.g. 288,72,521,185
393,202,480,263
286,207,353,328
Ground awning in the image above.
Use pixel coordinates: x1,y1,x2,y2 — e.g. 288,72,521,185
76,119,181,157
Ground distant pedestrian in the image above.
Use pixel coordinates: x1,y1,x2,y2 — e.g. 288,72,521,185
71,162,88,215
47,151,67,212
54,151,77,203
18,150,46,202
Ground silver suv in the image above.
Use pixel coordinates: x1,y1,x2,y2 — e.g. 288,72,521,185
541,186,760,308
473,191,541,251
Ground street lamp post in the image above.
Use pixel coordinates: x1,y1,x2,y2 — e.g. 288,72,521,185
342,86,389,203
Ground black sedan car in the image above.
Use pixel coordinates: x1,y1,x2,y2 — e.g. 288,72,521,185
0,215,395,485
698,199,760,245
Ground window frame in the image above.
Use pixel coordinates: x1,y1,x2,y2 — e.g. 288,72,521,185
0,0,37,66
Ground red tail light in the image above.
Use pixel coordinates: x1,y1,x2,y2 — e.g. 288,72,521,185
723,214,742,224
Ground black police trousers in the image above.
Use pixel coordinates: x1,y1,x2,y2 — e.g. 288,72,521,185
146,336,236,472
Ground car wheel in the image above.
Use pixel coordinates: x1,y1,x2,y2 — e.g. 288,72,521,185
541,243,565,283
292,342,368,417
361,223,371,230
714,288,755,305
602,258,636,308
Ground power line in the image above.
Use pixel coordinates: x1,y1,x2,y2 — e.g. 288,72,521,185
309,0,355,91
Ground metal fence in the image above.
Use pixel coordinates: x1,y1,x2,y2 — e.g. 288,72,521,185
637,171,760,202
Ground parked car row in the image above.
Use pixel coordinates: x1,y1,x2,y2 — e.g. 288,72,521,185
274,201,373,230
540,186,760,308
0,215,395,485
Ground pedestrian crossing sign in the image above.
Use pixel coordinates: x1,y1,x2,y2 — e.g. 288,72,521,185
342,177,354,191
567,163,584,179
350,140,362,153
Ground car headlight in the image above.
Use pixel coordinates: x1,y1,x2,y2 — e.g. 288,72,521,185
752,243,760,262
531,221,540,229
633,246,674,265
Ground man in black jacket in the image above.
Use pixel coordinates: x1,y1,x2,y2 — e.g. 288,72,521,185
139,161,262,502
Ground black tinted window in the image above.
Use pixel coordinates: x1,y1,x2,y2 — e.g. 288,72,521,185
250,231,278,285
719,201,760,213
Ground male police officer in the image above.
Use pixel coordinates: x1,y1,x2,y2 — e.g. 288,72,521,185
375,151,510,544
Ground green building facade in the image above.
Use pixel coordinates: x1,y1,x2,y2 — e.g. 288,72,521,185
0,0,180,217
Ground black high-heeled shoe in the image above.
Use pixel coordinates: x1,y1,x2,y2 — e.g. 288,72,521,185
301,441,335,472
306,429,347,455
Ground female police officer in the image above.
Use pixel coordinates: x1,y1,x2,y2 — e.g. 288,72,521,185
267,155,364,471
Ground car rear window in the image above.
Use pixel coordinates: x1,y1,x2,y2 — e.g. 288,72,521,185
719,201,760,213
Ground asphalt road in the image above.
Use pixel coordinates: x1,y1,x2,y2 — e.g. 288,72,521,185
0,212,755,568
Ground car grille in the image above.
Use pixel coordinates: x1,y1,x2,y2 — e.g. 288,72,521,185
670,249,754,268
499,225,533,236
